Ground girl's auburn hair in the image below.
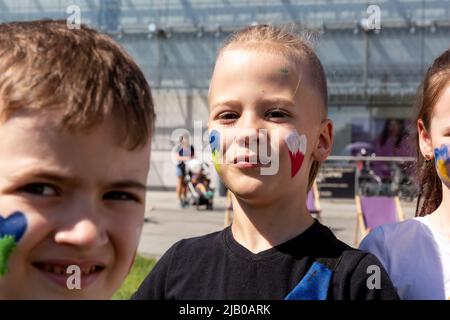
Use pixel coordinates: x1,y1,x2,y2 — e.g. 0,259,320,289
218,24,328,191
415,49,450,216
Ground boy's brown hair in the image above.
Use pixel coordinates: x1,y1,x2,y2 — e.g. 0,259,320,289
0,19,155,149
217,24,328,190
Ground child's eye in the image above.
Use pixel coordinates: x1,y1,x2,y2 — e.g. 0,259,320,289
103,191,140,203
265,109,290,119
20,183,58,196
217,112,239,121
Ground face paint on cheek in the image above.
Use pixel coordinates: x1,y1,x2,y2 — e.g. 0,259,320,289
434,144,450,185
0,211,27,276
209,129,221,173
285,131,307,178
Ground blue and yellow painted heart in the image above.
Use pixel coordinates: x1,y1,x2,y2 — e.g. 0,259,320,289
0,211,27,276
434,144,450,185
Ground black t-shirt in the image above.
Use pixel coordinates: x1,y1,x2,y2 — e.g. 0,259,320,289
132,220,399,300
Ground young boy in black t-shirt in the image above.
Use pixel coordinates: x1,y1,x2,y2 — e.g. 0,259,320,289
132,25,399,300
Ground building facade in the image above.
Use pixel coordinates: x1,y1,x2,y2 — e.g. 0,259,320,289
2,0,449,189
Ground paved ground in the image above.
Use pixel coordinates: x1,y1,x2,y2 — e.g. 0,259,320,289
138,191,417,259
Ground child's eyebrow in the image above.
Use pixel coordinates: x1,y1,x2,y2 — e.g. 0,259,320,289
211,98,296,110
210,99,241,110
8,169,80,187
106,180,148,191
259,98,296,108
7,169,147,190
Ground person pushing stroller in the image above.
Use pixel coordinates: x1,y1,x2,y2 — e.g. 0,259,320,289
186,159,214,210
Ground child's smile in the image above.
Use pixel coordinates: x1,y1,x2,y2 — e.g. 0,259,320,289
31,260,107,289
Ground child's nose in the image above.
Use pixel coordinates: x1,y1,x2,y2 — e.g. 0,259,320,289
54,218,108,249
53,201,108,249
234,128,260,148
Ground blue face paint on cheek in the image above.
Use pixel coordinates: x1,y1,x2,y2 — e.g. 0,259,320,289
209,130,220,152
434,144,450,185
209,130,221,173
0,211,28,276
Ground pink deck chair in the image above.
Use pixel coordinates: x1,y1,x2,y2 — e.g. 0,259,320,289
307,181,322,222
355,195,405,246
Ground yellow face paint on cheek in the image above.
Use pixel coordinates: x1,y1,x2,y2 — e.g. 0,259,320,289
437,159,450,181
0,211,28,276
434,144,450,185
209,130,221,173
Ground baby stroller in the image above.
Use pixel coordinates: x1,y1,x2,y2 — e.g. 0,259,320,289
184,159,215,210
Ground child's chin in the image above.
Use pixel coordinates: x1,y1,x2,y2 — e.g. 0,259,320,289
24,268,116,299
5,288,104,300
36,286,114,300
229,179,273,201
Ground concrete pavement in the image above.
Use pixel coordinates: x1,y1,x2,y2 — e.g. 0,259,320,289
138,191,417,259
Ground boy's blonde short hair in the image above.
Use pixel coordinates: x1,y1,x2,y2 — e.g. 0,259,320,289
218,24,328,190
0,20,155,149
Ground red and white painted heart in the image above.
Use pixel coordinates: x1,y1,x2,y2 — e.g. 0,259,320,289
285,132,307,177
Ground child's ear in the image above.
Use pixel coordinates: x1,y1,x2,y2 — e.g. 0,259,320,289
417,119,433,159
312,119,333,162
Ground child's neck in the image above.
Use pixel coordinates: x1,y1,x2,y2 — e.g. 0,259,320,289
230,192,314,254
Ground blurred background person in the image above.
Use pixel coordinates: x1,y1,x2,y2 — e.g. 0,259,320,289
175,134,194,208
372,119,411,183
